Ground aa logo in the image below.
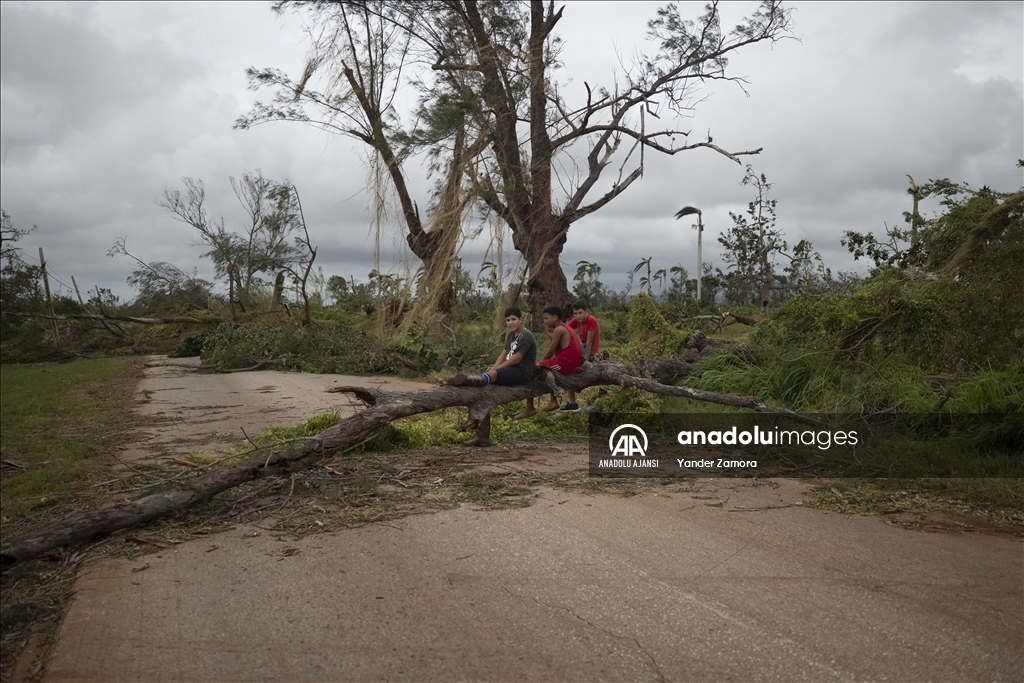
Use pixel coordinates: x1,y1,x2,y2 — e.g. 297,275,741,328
608,424,648,458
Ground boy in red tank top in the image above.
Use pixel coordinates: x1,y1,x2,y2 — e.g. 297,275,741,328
515,305,582,419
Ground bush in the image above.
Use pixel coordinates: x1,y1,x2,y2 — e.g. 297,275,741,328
171,331,213,358
753,265,1022,374
201,322,389,373
625,292,688,358
767,188,1023,373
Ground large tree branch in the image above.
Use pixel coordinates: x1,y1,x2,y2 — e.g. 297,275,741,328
2,311,211,325
338,63,426,247
563,167,644,224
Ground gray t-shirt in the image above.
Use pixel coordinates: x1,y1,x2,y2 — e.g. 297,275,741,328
504,329,537,376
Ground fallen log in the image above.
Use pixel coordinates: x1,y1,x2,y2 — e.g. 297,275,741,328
674,315,726,332
2,310,212,325
723,311,759,326
0,358,811,571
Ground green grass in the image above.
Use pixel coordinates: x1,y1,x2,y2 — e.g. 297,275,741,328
0,357,141,525
808,478,1024,528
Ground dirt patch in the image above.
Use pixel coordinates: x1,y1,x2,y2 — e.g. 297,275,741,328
879,509,1024,535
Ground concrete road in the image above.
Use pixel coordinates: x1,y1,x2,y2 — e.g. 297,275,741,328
47,484,1023,682
40,361,1024,682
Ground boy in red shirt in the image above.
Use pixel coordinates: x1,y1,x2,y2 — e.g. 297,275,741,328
563,299,601,411
515,305,582,419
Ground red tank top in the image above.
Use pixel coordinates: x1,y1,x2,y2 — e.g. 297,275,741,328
551,322,582,373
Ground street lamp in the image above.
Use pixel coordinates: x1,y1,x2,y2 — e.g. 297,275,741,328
675,206,703,304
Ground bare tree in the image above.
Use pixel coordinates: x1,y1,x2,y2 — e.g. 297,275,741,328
157,171,310,317
107,238,212,313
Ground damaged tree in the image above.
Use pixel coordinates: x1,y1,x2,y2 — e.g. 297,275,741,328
240,1,793,327
0,358,810,571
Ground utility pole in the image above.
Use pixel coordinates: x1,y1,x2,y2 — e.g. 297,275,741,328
71,275,84,305
38,247,58,340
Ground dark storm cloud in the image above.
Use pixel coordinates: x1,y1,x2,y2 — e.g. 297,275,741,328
0,2,379,296
0,3,201,158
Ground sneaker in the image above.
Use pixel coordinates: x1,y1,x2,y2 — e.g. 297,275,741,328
560,402,580,412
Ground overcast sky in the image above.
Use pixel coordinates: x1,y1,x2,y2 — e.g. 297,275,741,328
2,1,1021,302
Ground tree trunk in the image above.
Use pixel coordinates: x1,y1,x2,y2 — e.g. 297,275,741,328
0,359,815,571
520,221,571,330
406,114,466,315
408,228,457,315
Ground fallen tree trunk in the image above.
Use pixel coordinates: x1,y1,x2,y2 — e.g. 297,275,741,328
0,358,811,571
723,311,758,326
2,310,212,325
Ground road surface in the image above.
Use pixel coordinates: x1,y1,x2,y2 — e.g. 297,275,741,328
37,359,1024,682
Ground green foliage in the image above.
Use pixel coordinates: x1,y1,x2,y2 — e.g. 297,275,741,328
327,274,374,312
842,178,1013,273
254,411,343,445
170,330,214,358
394,322,442,369
756,189,1023,373
110,240,213,314
1,210,44,349
626,292,687,357
572,260,607,307
681,340,1022,416
684,351,948,413
354,402,585,453
582,385,662,414
154,171,316,316
200,321,403,374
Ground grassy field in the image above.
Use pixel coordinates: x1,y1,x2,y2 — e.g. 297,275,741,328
1,357,142,525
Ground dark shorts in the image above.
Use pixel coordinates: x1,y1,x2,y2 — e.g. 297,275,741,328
495,365,532,386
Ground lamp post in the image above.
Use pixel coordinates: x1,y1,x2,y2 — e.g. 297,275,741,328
675,206,703,304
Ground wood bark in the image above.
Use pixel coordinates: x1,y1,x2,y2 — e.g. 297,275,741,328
724,311,759,327
0,358,812,571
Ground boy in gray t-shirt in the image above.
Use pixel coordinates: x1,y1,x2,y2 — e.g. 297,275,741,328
446,307,536,446
448,307,535,387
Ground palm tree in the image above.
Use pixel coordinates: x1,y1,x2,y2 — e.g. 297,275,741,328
675,206,703,303
633,257,653,296
653,268,667,299
668,264,687,300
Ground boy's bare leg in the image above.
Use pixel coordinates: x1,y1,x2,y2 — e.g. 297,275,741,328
515,397,538,420
542,394,560,411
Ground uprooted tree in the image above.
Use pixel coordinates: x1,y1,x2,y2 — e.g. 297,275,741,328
0,357,813,571
238,0,794,328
